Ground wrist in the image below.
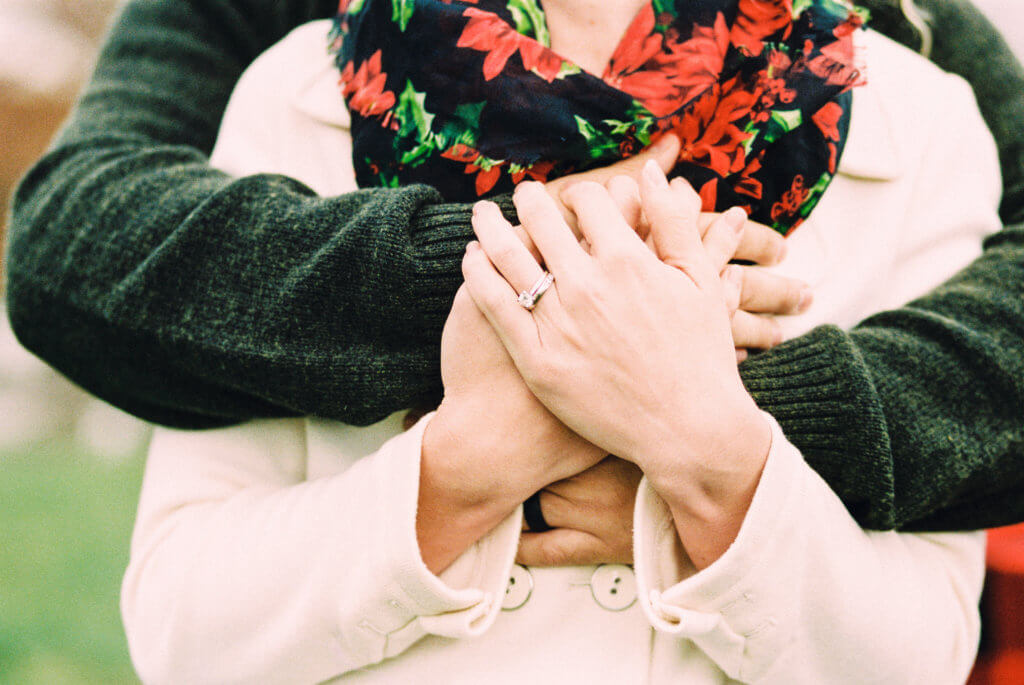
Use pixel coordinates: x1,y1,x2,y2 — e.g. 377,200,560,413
648,405,772,570
418,411,521,574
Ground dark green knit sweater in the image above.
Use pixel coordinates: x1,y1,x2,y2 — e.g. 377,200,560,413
6,0,1024,531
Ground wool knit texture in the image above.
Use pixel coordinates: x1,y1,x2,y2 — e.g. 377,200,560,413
5,0,1024,531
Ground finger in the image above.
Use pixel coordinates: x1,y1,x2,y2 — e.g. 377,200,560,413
736,348,749,363
513,182,588,275
736,267,813,315
517,529,615,567
701,207,747,273
734,220,788,265
461,242,540,355
561,182,645,257
472,201,547,294
721,264,743,316
563,134,681,191
639,133,681,175
606,175,643,231
511,224,543,264
731,310,784,350
639,161,711,284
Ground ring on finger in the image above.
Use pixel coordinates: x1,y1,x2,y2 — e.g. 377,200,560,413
523,491,552,532
517,271,555,311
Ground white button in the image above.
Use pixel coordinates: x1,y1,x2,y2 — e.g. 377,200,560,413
502,564,534,611
590,564,637,611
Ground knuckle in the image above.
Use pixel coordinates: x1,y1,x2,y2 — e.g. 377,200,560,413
760,317,783,348
491,242,519,266
760,233,786,264
783,280,804,311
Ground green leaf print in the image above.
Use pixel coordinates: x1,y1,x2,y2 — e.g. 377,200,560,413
392,0,415,31
763,109,803,145
345,0,367,14
652,0,676,16
552,62,581,80
395,81,435,140
437,102,486,149
507,0,550,46
393,81,438,166
792,0,813,18
799,171,833,218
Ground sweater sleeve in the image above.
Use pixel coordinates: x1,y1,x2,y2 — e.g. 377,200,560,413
739,0,1024,531
6,0,1024,531
5,0,486,428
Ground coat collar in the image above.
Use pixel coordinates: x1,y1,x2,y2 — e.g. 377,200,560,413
836,77,904,181
291,58,352,129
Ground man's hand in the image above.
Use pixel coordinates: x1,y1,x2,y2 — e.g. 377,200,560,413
517,457,642,567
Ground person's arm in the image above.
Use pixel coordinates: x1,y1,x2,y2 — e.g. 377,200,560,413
121,416,521,684
6,0,478,428
465,170,985,685
739,0,1024,531
633,417,985,685
121,271,605,683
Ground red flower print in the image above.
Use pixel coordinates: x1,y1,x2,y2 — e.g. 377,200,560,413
806,36,864,91
812,101,843,171
511,160,555,185
605,10,730,117
698,178,718,211
736,154,764,200
457,8,563,82
812,101,842,142
665,76,758,177
731,0,793,56
340,50,396,119
442,143,504,195
441,143,480,164
771,174,808,223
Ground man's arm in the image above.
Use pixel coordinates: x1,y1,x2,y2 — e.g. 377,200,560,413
740,0,1024,530
6,0,480,428
7,0,1023,529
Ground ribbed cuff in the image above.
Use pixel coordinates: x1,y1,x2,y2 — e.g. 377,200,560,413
406,194,519,341
738,324,896,529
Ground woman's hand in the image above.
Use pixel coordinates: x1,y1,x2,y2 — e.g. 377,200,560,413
463,164,771,569
418,284,606,573
517,457,642,567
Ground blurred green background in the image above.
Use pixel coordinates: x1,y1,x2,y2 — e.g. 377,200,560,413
0,439,143,684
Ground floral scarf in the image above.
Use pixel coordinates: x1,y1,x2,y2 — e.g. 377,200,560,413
331,0,867,234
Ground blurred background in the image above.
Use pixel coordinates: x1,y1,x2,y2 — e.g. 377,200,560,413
0,1,1022,683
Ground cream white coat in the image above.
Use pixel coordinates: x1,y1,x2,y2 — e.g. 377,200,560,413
122,21,1000,685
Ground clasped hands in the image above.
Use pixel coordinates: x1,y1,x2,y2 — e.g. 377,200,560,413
418,139,808,575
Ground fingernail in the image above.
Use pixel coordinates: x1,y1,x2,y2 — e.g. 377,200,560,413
466,241,480,253
643,160,669,188
797,286,813,312
724,207,746,234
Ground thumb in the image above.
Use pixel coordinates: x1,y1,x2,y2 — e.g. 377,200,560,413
645,133,681,174
611,133,680,179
